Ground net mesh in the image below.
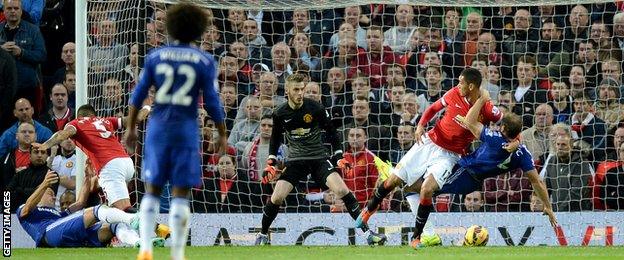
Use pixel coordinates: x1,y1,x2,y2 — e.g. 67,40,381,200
83,0,624,238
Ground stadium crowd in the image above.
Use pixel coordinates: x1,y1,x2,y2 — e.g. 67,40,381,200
1,0,624,215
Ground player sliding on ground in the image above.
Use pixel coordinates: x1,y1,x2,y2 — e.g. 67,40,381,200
360,89,558,248
355,68,504,247
124,3,227,260
256,74,387,245
17,166,164,248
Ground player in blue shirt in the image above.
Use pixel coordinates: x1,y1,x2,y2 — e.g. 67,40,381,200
124,3,226,260
17,169,158,248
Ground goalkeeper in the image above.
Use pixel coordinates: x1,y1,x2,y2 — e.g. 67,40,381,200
359,90,558,248
256,74,386,245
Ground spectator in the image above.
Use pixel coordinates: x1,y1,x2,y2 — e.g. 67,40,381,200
228,96,261,152
487,64,503,94
303,81,322,103
357,26,399,89
0,47,17,131
544,41,598,92
0,0,44,25
52,42,75,85
570,94,607,161
589,20,622,62
390,124,414,165
599,59,624,98
548,81,574,123
0,98,52,157
497,89,520,116
530,192,544,212
536,122,573,171
98,77,126,118
320,37,359,83
567,65,594,99
223,9,245,45
483,168,532,212
47,139,76,209
383,4,416,54
269,42,293,95
531,5,565,29
511,55,548,129
614,12,624,55
239,19,270,66
537,20,562,68
607,126,624,160
520,104,554,160
543,134,593,212
6,146,52,212
324,67,352,128
471,58,499,102
62,70,75,109
201,24,225,57
38,83,73,132
280,9,322,51
379,84,404,128
447,11,483,79
199,117,236,179
442,8,462,45
290,32,321,72
562,5,590,51
595,78,624,133
235,72,285,124
88,19,128,76
1,0,47,113
476,32,501,66
338,127,379,208
501,9,539,80
219,52,252,99
592,126,624,210
229,41,252,82
122,43,140,86
219,82,238,132
240,115,287,182
0,121,36,192
340,98,393,161
462,191,485,212
399,93,421,126
602,143,624,209
329,6,367,51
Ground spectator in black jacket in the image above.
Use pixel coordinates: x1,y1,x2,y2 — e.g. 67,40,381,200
1,121,36,192
0,48,17,132
38,83,73,132
6,147,54,212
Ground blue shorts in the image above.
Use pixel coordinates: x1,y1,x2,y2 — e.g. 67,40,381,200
436,165,483,195
44,211,103,247
142,143,201,188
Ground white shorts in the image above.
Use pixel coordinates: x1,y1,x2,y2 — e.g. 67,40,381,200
393,134,460,188
98,157,135,206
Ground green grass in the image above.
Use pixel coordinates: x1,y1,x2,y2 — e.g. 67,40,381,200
9,246,624,260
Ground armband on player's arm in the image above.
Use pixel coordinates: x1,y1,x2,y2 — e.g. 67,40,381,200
418,99,444,127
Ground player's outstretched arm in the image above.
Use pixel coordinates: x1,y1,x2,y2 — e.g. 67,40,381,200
20,171,59,218
455,89,489,138
415,99,445,143
123,105,141,154
32,126,77,151
526,169,558,227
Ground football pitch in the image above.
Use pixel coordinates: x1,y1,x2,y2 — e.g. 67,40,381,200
9,246,624,259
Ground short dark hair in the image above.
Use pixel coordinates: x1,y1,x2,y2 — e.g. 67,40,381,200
77,104,96,117
261,114,272,121
166,3,210,44
460,67,482,87
501,113,523,139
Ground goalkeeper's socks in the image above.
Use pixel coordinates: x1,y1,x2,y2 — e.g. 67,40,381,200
341,192,369,232
169,197,190,260
111,223,140,246
261,201,280,235
94,205,135,224
413,198,434,240
139,194,159,254
366,180,393,212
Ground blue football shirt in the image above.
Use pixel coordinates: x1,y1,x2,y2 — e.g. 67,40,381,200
16,205,69,246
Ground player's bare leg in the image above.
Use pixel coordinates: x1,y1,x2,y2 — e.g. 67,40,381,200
356,173,405,228
257,180,294,245
138,185,162,260
410,174,439,249
169,187,191,260
325,172,387,245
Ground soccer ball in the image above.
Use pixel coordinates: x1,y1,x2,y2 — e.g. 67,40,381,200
463,225,489,246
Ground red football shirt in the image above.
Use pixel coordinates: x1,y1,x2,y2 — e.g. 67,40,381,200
428,87,503,155
67,117,129,173
341,149,379,208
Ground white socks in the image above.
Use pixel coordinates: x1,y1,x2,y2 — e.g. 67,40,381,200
169,197,190,260
406,193,421,216
95,205,135,224
139,194,159,253
113,223,140,246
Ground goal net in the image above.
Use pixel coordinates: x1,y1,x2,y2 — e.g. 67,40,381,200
81,0,624,246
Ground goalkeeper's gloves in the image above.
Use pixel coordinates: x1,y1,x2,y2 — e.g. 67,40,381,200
262,155,279,184
330,150,343,167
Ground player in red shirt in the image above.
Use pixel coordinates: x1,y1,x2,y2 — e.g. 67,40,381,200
355,68,505,247
33,105,155,212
